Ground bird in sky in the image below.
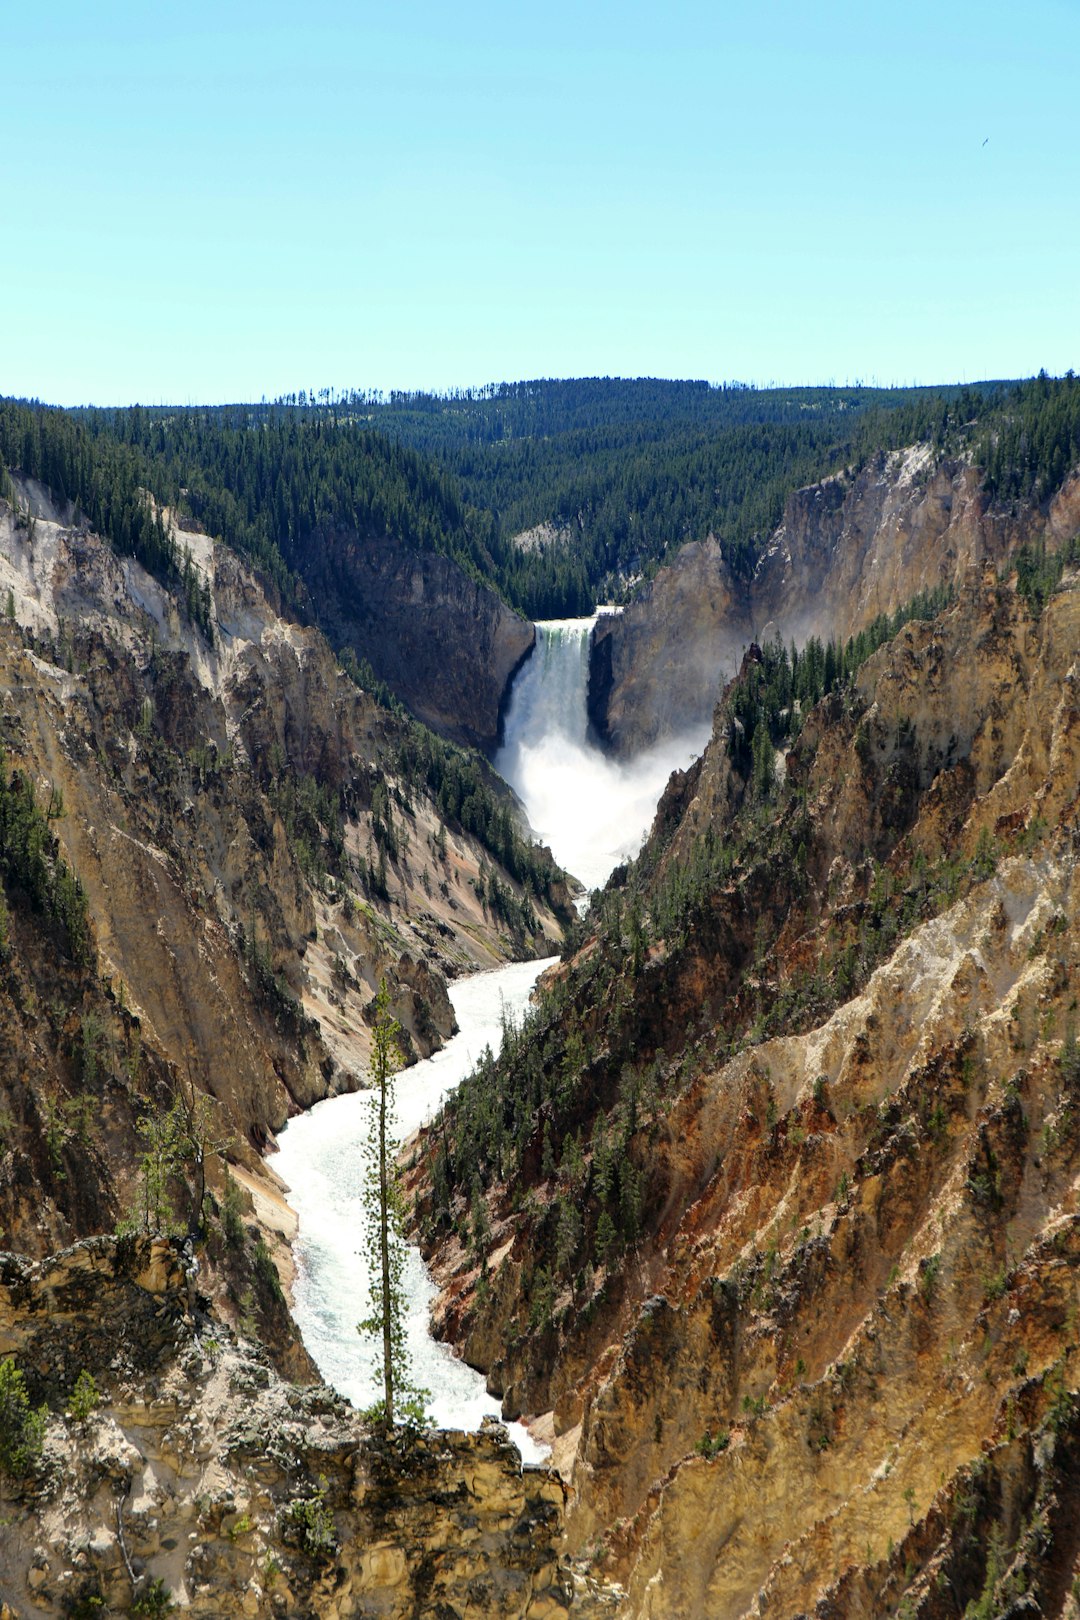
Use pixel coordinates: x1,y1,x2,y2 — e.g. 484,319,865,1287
982,137,989,146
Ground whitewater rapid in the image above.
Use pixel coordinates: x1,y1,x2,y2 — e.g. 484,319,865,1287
275,957,554,1462
495,617,708,893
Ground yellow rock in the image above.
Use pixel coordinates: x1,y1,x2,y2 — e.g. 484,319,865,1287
358,1544,407,1589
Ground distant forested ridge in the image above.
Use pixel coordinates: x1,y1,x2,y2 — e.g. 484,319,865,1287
289,377,1019,613
272,375,1078,614
1,374,1076,626
80,405,507,606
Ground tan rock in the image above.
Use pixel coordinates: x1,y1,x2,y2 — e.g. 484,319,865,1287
357,1543,408,1589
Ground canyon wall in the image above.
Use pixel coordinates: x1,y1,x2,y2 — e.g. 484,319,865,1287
298,527,535,752
591,447,1080,754
421,570,1080,1616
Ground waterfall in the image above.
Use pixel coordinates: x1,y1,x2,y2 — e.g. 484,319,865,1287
499,616,598,756
495,616,709,892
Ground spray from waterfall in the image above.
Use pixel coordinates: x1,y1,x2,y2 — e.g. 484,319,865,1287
495,617,709,892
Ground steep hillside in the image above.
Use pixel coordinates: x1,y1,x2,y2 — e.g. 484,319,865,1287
0,478,566,1302
418,564,1080,1615
296,525,534,749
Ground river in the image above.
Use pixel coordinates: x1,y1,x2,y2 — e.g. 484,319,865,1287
274,957,555,1461
276,617,706,1450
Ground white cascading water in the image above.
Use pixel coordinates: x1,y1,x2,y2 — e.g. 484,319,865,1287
495,616,709,893
277,613,707,1456
275,958,554,1462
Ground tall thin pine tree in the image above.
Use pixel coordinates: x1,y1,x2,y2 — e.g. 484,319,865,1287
357,981,427,1427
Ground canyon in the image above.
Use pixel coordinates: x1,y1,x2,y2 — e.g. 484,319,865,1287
1,402,1079,1618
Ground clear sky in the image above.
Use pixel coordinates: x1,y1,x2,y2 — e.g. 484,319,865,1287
4,0,1078,404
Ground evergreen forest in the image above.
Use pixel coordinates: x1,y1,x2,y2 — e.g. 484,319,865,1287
2,372,1077,625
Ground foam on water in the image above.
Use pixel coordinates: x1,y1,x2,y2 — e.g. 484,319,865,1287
276,957,555,1462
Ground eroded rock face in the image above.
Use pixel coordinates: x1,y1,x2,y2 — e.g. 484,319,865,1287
588,538,750,753
0,1234,588,1620
0,483,567,1374
300,528,535,752
578,846,1080,1616
422,577,1080,1616
590,449,1080,754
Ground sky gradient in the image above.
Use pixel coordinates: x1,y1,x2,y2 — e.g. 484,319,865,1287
4,0,1078,404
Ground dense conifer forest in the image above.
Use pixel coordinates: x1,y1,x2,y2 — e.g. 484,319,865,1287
337,378,1005,612
2,374,1077,625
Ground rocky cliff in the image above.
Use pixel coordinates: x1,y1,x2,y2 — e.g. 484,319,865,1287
591,446,1080,754
587,537,749,753
419,565,1080,1616
298,526,535,752
0,1233,591,1620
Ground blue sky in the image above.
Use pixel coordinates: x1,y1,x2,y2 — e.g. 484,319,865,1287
3,0,1078,404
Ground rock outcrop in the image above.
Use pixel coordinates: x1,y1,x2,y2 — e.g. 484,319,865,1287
587,538,749,752
591,447,1080,754
0,1234,588,1620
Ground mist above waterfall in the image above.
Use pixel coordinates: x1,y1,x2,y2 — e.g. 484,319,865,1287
495,618,709,892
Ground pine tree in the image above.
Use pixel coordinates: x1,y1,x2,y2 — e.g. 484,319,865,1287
357,981,427,1428
0,1358,46,1483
